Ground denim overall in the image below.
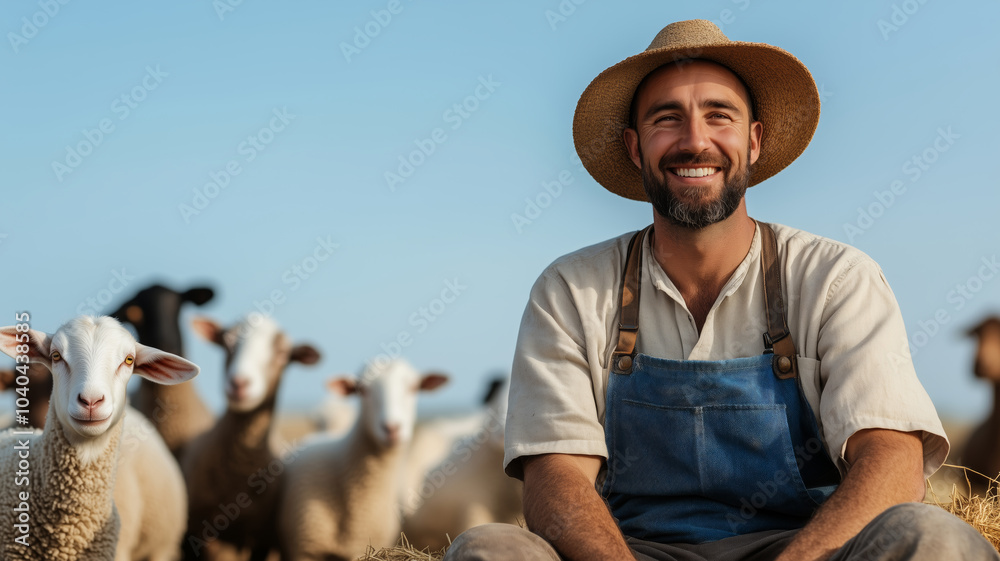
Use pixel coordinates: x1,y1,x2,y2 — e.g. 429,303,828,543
601,222,841,545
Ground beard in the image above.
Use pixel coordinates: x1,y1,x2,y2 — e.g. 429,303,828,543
641,148,752,230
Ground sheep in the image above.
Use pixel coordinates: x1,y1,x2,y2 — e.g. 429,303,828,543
115,404,190,561
962,316,1000,495
0,315,199,561
401,377,523,550
398,376,507,519
181,314,321,561
109,283,216,457
1,362,53,428
278,358,448,561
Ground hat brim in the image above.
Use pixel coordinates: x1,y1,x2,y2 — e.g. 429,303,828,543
573,41,819,202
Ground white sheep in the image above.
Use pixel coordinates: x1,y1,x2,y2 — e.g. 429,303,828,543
0,315,199,561
401,377,523,550
397,378,507,519
181,314,321,560
115,404,190,560
278,358,448,561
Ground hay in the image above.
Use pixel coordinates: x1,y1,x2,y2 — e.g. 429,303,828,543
358,534,448,561
359,477,1000,560
928,464,1000,551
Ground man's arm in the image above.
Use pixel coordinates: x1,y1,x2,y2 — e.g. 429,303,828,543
522,453,635,561
774,428,926,561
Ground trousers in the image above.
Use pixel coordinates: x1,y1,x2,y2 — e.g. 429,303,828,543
443,503,999,561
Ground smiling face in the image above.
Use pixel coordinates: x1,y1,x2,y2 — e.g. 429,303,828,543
624,60,762,229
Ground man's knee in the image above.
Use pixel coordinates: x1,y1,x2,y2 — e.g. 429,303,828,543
443,523,560,561
851,502,998,559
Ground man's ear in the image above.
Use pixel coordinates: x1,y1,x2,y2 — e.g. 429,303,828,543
0,327,53,372
748,120,763,167
623,127,642,169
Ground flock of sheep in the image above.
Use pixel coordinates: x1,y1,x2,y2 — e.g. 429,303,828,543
0,284,522,560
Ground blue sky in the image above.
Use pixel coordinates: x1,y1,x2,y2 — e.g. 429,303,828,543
1,0,998,423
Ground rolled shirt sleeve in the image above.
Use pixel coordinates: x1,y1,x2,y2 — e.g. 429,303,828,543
503,237,631,480
816,256,949,478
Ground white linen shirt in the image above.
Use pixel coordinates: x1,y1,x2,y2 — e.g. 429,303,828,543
504,221,948,481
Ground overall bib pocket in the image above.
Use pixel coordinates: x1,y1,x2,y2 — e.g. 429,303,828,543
605,399,818,515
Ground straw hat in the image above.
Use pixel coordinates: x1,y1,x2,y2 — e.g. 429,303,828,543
573,19,819,201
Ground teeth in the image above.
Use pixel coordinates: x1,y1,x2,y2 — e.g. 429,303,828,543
673,167,717,178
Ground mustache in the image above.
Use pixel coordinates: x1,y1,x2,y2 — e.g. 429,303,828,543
658,152,731,172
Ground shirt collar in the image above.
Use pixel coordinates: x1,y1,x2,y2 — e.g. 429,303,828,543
643,221,762,307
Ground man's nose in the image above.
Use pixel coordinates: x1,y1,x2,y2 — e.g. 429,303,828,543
677,117,712,154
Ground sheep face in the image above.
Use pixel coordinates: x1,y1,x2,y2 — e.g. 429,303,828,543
191,315,320,412
330,359,448,449
0,316,199,461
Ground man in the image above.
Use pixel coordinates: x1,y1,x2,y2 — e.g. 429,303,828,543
445,20,998,561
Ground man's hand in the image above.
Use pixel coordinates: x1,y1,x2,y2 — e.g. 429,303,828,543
522,453,636,561
774,428,926,561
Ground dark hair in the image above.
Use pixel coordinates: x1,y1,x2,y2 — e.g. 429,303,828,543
627,59,757,130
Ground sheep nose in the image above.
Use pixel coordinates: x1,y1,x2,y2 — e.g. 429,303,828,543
382,423,401,441
228,377,249,391
77,394,105,410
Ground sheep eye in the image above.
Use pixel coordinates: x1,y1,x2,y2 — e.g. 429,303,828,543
124,355,134,366
50,351,61,362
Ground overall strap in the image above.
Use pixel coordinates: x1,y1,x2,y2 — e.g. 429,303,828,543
611,225,651,374
757,220,799,379
610,221,799,379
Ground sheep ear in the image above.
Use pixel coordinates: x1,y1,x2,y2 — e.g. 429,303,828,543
290,344,321,365
132,342,199,385
482,377,506,405
419,372,449,392
0,327,53,371
326,377,357,396
191,316,225,346
183,287,215,306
